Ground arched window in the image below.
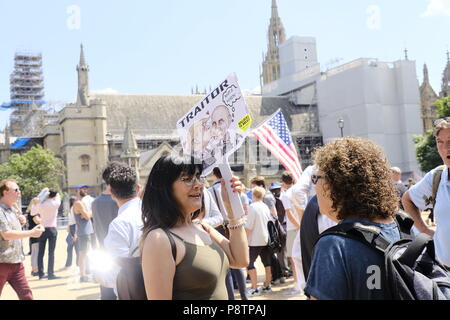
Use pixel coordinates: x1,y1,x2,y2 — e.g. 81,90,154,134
80,154,90,172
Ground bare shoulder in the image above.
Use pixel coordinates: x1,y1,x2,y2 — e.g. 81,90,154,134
143,228,171,251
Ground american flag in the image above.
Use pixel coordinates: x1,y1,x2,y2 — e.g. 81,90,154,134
252,109,303,182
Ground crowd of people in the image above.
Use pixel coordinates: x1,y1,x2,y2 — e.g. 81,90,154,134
0,117,449,300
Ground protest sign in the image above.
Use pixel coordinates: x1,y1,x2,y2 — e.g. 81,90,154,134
177,73,252,219
177,73,252,175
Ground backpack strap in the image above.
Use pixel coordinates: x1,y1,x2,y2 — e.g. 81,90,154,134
431,166,445,210
394,211,414,239
398,233,434,268
318,222,391,253
165,230,178,261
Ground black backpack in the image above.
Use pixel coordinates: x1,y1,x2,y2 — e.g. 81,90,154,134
318,218,450,300
267,217,286,253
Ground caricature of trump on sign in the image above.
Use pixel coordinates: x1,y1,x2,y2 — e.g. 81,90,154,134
177,73,252,176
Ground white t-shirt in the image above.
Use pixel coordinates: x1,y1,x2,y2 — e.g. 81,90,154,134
408,166,450,266
245,201,271,246
281,188,299,231
82,195,95,212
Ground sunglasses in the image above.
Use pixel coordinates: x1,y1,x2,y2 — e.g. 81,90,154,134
434,117,450,127
311,175,323,185
178,176,206,187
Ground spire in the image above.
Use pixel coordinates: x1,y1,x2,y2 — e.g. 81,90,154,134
121,118,139,158
404,48,409,60
79,43,87,67
423,64,430,84
76,43,90,106
271,0,279,19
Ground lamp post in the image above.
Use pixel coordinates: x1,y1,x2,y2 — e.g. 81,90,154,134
338,117,344,138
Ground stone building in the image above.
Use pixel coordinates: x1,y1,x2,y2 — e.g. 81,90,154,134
419,52,450,132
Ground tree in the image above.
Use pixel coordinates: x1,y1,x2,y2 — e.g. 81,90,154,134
414,97,450,173
0,145,65,204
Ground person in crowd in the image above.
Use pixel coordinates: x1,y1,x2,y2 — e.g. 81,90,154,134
141,154,249,300
269,181,288,284
279,171,301,295
402,118,450,268
208,167,248,300
391,167,407,210
33,188,61,280
76,185,97,250
92,163,120,300
245,186,273,297
94,162,142,299
239,184,249,216
64,196,79,269
73,184,95,282
0,179,44,299
250,176,277,218
406,178,416,190
26,197,41,276
305,137,401,300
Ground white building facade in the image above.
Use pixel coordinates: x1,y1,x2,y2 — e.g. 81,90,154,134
263,36,423,177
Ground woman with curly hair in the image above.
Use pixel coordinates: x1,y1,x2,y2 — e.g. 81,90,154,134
304,137,401,300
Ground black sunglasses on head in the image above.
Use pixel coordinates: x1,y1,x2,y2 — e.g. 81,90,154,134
311,175,323,185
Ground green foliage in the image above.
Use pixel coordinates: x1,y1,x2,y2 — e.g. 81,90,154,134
414,96,450,173
435,97,450,118
0,145,65,204
414,132,443,173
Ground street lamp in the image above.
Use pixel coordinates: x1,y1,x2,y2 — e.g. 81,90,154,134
337,117,344,138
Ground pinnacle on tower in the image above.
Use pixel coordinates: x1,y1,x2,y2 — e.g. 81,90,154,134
441,50,450,98
423,64,429,84
121,117,138,157
76,43,90,106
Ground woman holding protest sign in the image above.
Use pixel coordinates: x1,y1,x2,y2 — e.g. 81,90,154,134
141,154,249,300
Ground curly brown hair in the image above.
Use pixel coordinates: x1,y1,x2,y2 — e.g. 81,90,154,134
314,137,398,221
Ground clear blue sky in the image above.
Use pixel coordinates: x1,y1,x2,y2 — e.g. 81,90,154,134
1,0,449,129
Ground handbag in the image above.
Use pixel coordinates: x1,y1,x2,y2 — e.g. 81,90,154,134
116,229,177,300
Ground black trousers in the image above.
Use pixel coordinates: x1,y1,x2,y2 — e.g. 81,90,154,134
38,228,58,277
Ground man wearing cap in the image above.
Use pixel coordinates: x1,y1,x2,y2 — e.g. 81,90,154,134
73,184,95,282
33,188,61,280
403,117,450,268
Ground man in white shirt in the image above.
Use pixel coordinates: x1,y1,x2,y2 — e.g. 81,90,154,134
93,163,142,296
279,171,303,296
403,118,450,267
33,188,61,280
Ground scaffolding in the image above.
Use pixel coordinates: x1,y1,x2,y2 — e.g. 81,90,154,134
9,52,45,136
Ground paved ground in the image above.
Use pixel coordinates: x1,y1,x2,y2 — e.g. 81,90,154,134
1,229,305,300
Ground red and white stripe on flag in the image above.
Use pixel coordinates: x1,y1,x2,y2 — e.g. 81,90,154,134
252,111,303,182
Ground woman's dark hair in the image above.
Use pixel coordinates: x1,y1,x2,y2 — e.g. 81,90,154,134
141,154,203,238
69,196,77,208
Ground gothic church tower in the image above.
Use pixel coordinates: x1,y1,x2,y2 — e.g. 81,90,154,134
262,0,286,85
420,64,439,132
